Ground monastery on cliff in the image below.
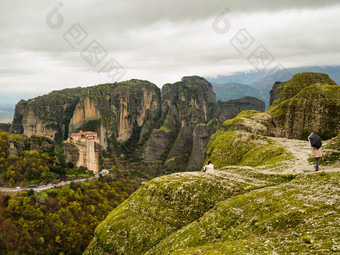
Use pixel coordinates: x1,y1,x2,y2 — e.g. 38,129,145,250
67,130,101,173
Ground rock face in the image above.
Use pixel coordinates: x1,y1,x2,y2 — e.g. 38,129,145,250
216,96,265,121
64,135,102,173
10,90,81,141
10,80,161,148
141,77,265,169
66,80,161,148
141,76,215,166
84,163,340,254
187,122,216,169
10,76,265,170
269,81,285,106
186,96,265,169
268,72,340,139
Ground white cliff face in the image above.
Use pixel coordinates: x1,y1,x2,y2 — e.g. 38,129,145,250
22,104,57,139
69,97,101,133
117,88,160,143
117,96,130,143
72,137,101,173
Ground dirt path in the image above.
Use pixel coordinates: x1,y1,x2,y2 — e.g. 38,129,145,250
269,137,334,174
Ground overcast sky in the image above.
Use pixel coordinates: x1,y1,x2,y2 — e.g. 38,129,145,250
0,0,340,98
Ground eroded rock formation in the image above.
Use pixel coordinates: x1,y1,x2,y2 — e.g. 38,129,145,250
10,77,265,170
141,77,265,169
268,72,340,139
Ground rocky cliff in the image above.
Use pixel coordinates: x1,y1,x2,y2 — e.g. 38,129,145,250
268,72,339,139
269,81,285,106
10,80,161,149
10,77,265,170
85,117,340,254
141,77,265,169
10,91,80,141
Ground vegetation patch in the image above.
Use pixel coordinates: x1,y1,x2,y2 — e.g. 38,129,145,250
206,130,292,169
147,172,340,254
85,169,291,255
0,174,138,254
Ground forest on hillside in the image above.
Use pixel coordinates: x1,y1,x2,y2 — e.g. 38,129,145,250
0,130,181,254
0,175,137,254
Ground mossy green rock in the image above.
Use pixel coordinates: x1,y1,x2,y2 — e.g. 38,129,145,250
319,134,340,166
85,168,339,254
276,72,336,103
147,172,340,254
266,72,340,139
84,168,293,255
269,84,340,139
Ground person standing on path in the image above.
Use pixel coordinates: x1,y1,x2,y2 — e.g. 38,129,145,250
308,133,322,171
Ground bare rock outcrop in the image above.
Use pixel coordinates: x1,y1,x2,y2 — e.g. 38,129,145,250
142,77,266,169
269,81,285,106
10,76,266,170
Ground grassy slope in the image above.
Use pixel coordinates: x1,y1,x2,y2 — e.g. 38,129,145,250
148,172,339,254
84,168,295,255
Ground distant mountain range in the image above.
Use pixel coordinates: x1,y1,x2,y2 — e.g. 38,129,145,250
0,92,42,123
0,104,14,123
206,65,340,108
212,82,266,103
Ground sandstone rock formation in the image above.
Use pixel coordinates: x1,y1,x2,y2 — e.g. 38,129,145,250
10,90,81,141
141,77,265,169
10,76,265,170
10,80,161,149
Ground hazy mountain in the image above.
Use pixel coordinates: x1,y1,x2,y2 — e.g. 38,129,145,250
0,92,44,123
0,104,15,123
212,82,265,103
207,65,340,108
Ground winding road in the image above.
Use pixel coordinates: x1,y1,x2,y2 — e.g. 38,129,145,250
0,172,109,193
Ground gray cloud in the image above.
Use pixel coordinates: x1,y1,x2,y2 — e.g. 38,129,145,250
0,0,339,97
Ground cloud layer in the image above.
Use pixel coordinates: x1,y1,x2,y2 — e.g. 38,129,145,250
0,0,339,95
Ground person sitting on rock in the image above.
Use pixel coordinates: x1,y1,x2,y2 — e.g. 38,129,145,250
308,133,322,171
204,161,214,174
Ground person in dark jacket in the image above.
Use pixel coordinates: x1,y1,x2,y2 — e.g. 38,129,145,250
308,133,322,171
